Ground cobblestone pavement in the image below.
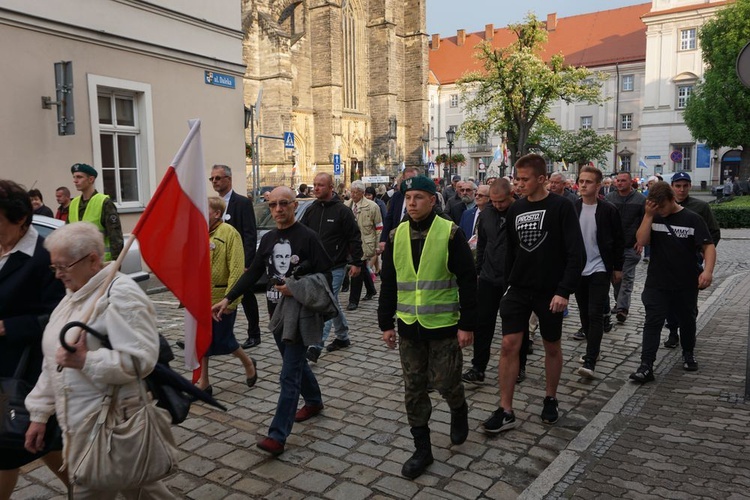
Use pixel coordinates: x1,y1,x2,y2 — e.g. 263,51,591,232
15,230,750,499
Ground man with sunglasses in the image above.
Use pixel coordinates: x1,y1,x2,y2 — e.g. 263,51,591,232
210,165,261,349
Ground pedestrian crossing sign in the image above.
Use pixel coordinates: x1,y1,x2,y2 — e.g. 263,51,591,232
284,132,295,149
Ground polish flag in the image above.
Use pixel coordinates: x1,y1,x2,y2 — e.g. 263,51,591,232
132,119,211,381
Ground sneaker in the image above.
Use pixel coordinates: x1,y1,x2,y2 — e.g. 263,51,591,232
363,291,377,301
326,338,351,352
577,361,595,379
578,353,601,363
629,364,655,383
516,369,526,384
346,302,358,311
482,408,518,434
306,346,321,363
541,396,559,424
462,368,485,384
572,328,586,341
683,352,698,371
527,340,534,355
257,436,285,456
664,334,680,349
616,310,628,323
295,403,324,422
642,257,649,263
603,314,613,333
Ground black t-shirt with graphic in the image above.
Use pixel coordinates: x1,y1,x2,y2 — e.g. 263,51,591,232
505,192,585,298
645,208,712,291
226,222,333,304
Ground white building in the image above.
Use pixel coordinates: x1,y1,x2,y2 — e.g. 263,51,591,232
0,1,246,230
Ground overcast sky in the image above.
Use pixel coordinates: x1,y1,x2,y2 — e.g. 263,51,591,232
427,0,648,36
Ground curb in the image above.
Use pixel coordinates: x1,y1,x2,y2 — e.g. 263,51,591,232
518,271,749,499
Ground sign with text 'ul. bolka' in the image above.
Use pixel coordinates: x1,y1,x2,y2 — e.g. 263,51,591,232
205,71,235,89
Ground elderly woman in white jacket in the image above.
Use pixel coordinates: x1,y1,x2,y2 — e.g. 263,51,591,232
24,222,173,499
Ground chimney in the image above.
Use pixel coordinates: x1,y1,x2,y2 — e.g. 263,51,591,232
431,33,440,50
485,24,494,41
546,13,557,31
457,29,466,46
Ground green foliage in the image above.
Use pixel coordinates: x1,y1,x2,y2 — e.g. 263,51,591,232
435,153,466,165
683,0,750,178
533,121,614,166
712,198,750,228
457,14,607,167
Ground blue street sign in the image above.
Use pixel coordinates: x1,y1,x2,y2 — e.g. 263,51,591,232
283,132,295,149
428,162,435,173
333,154,341,175
204,71,235,89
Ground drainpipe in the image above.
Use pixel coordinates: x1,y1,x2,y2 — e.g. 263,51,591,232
613,63,620,171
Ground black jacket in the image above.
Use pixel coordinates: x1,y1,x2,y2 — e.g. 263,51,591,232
605,189,645,248
300,193,363,267
378,211,477,339
574,198,625,274
476,205,511,286
225,191,257,267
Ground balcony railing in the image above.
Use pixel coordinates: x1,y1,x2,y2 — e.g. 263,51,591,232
468,143,493,154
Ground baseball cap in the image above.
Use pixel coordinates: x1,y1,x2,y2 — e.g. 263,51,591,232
671,171,692,183
401,175,436,195
451,175,462,182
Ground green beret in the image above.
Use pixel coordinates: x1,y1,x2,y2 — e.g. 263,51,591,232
70,163,98,178
401,175,436,195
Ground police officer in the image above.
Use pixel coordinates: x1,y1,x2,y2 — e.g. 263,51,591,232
68,163,123,260
378,175,477,480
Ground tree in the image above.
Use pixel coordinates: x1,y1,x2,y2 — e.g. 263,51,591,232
533,121,615,168
458,14,607,166
683,0,750,180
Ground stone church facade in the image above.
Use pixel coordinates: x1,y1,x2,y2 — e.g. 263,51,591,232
241,0,429,189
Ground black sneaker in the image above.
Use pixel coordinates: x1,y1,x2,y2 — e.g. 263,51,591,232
306,346,321,363
572,328,586,341
326,338,351,352
603,314,613,333
629,364,654,383
516,369,526,384
541,396,559,424
578,353,601,363
664,334,679,349
616,310,628,323
577,361,595,379
482,408,518,434
462,368,485,384
683,352,698,371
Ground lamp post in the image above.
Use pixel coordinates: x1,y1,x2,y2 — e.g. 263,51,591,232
446,128,455,182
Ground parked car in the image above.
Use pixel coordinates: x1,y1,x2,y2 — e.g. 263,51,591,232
32,215,150,290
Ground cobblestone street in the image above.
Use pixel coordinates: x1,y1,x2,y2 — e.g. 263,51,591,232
15,230,750,499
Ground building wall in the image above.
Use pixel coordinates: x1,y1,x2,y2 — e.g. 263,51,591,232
0,1,246,231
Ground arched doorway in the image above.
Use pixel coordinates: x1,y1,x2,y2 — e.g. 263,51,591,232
720,149,742,182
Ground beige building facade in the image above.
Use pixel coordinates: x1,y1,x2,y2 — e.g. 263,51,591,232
0,1,246,231
242,0,429,190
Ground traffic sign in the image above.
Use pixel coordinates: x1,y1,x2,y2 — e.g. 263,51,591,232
333,154,341,175
283,132,295,149
428,162,435,173
670,150,683,163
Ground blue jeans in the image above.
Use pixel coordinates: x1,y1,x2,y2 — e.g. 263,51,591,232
268,329,323,444
318,265,350,349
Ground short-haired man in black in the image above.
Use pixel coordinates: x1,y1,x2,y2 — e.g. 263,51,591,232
630,182,715,382
483,154,584,433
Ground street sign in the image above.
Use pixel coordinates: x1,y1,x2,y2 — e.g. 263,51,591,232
645,155,661,160
333,154,341,175
362,175,390,184
428,162,435,173
204,71,235,89
670,150,683,163
283,132,295,149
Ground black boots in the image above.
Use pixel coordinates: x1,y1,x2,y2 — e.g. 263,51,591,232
450,402,469,445
401,426,434,479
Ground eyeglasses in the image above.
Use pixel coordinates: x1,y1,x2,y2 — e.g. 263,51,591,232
475,193,488,198
49,254,89,274
268,200,294,209
208,176,228,182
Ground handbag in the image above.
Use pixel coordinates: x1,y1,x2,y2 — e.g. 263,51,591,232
68,357,179,490
0,347,33,449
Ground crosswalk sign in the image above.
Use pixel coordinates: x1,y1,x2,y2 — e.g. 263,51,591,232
284,132,295,149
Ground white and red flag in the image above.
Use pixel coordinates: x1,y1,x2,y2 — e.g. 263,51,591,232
132,119,211,381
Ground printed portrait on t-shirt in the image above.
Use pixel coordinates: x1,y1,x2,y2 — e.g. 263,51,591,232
272,239,293,277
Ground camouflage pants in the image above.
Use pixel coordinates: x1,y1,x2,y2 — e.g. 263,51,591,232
399,336,466,428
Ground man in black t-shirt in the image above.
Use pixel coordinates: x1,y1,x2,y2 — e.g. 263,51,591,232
213,187,334,457
629,182,715,383
482,154,585,434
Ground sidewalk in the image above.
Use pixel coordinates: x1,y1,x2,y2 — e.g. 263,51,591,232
524,270,750,499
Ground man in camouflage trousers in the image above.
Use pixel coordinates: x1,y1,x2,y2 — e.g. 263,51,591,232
378,175,477,480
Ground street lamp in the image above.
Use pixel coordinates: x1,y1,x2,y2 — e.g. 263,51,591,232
446,128,455,181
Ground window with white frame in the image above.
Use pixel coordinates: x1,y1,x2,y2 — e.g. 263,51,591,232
673,144,693,171
88,75,154,209
622,74,634,92
450,94,459,108
620,113,633,130
581,116,593,130
680,28,697,50
677,85,693,109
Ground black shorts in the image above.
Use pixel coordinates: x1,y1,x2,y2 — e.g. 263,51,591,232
499,286,563,342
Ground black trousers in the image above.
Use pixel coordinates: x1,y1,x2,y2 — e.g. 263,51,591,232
641,286,698,367
242,292,261,339
574,272,610,365
349,267,376,305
